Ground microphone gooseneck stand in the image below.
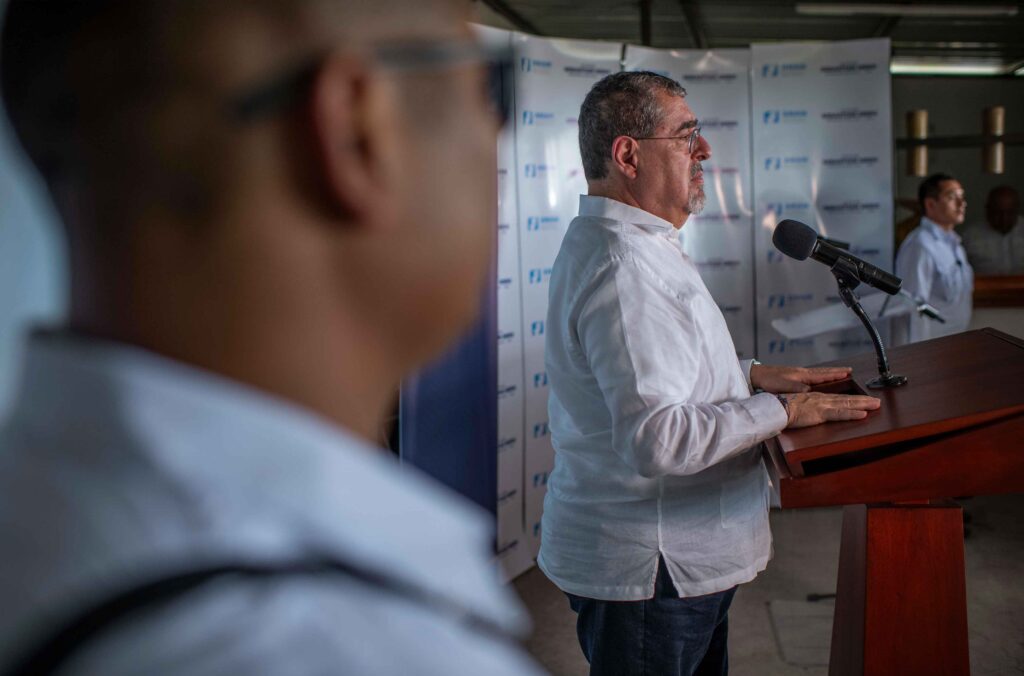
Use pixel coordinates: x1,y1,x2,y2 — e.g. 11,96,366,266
831,257,908,389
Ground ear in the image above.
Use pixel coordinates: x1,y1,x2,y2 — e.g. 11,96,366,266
610,135,639,180
306,54,392,225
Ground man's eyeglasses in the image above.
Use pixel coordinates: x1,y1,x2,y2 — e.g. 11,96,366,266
228,39,513,127
633,126,703,154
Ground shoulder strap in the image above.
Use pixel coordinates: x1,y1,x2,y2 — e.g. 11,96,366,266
4,557,511,676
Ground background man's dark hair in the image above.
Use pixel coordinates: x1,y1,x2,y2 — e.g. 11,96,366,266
578,71,686,181
918,172,956,211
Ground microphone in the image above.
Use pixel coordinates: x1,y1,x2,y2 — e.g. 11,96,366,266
772,219,902,295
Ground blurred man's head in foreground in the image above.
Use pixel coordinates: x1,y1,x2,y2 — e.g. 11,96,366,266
1,0,501,438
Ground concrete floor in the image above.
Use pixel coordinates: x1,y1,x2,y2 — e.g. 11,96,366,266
513,494,1024,675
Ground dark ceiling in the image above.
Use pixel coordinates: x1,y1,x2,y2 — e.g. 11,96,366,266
478,1,1024,73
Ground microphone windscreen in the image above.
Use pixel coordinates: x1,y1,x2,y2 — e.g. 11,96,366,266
772,219,817,261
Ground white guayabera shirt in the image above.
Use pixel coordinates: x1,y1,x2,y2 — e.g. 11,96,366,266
0,333,542,675
539,195,788,601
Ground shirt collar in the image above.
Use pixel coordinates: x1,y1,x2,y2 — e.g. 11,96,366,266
920,216,962,245
9,331,527,632
579,195,677,233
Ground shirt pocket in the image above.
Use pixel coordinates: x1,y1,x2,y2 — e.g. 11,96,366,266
720,466,769,529
931,259,966,303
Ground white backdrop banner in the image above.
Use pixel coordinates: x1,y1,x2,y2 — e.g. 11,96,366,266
512,33,623,557
623,47,756,358
751,39,894,365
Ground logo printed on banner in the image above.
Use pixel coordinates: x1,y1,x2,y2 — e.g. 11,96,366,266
762,109,808,124
768,337,815,354
760,62,807,78
532,471,549,487
526,215,561,232
696,258,742,269
497,330,516,344
763,156,809,170
498,384,518,399
523,163,553,178
718,304,743,314
498,436,518,453
766,201,812,218
823,154,879,168
521,110,556,126
766,250,787,264
821,108,879,122
767,293,814,309
498,276,513,290
498,222,511,233
682,72,738,83
528,267,553,284
498,488,518,504
820,61,879,75
519,57,552,73
530,320,545,336
563,63,613,78
700,118,740,130
533,522,542,537
691,211,742,222
532,371,548,388
532,421,550,438
820,200,882,213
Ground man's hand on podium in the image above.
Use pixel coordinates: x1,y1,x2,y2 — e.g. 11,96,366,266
750,364,852,393
750,364,881,429
780,392,881,428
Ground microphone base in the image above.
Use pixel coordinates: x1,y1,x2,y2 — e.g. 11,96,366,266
866,372,909,389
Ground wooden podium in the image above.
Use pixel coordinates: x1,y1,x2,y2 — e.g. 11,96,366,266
765,328,1024,676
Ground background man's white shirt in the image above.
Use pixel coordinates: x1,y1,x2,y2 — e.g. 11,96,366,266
962,215,1024,275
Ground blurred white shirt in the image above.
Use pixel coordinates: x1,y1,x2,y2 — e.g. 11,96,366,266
894,217,974,344
962,215,1024,275
0,333,540,675
538,195,787,601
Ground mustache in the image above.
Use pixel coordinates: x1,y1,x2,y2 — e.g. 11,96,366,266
690,162,703,179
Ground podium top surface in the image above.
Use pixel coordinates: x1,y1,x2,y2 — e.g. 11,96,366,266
772,329,1024,466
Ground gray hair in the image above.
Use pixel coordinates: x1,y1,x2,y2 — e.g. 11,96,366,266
578,71,687,181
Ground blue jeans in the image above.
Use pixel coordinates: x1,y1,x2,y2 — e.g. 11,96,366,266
566,558,737,676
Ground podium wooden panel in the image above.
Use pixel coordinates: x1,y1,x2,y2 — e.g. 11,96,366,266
765,329,1024,675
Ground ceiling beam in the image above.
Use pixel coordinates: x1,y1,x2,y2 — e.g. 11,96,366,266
678,1,708,49
478,0,543,35
873,16,901,37
640,0,653,46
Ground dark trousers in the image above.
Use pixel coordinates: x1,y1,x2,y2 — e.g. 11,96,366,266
566,558,737,676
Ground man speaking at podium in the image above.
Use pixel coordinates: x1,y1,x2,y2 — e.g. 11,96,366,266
538,72,880,675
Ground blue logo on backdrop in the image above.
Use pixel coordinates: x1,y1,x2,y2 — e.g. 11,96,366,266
533,371,548,388
533,421,550,438
521,110,556,126
528,267,553,284
768,338,815,354
766,201,812,218
532,471,549,488
530,320,545,336
497,330,515,344
822,108,880,122
533,522,542,537
763,156,809,170
498,222,510,233
498,437,518,453
524,163,553,178
700,118,739,130
718,304,743,315
498,276,513,290
760,63,807,78
767,250,787,264
520,57,552,73
696,258,742,270
526,215,561,232
763,109,808,124
768,293,814,309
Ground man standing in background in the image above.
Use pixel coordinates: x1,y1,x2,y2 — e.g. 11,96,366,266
962,185,1024,275
895,173,974,344
539,71,880,675
0,1,540,674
